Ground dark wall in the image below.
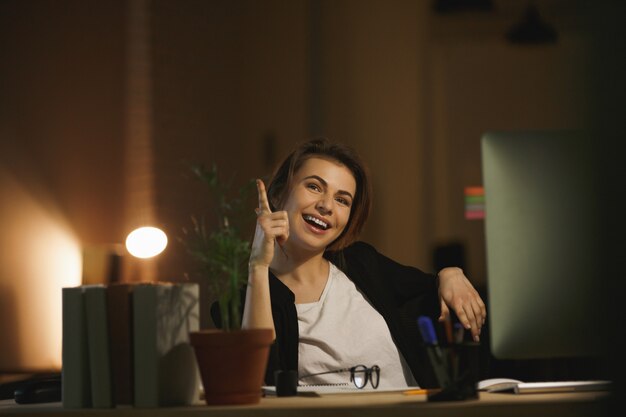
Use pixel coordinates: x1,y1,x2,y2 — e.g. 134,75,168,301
1,0,616,375
0,0,127,371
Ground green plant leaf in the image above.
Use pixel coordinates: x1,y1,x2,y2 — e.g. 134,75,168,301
179,162,253,331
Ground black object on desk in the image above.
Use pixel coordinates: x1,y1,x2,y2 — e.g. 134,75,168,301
274,370,298,397
426,342,480,402
11,374,61,404
418,315,480,402
0,373,58,401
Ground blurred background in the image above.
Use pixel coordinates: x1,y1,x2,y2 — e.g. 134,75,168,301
0,0,623,384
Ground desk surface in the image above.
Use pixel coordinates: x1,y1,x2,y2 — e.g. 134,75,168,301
0,391,611,417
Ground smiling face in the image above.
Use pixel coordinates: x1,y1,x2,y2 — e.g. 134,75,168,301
280,157,357,253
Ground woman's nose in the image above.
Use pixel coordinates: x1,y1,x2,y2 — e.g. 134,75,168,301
315,194,333,213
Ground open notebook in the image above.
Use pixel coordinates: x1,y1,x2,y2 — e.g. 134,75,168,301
484,380,612,394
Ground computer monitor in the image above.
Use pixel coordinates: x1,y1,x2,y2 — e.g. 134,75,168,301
481,130,607,361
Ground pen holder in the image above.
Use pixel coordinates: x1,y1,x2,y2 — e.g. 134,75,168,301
426,342,480,402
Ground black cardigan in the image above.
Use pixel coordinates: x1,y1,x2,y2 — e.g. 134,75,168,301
211,241,442,388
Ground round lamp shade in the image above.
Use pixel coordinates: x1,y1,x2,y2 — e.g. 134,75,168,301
125,226,168,258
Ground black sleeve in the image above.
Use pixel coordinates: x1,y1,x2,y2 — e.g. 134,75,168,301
345,241,439,310
265,275,299,385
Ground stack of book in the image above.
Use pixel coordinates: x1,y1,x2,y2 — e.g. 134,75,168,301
61,282,200,408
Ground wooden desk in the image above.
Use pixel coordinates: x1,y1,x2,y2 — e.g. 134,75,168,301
0,391,611,417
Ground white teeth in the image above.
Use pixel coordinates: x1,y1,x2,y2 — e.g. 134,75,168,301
304,215,328,229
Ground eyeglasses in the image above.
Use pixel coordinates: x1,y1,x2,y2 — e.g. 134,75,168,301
299,365,380,389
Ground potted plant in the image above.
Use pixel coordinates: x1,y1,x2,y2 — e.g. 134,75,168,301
180,163,273,405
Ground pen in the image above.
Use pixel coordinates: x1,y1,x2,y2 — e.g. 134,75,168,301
418,316,452,388
417,316,439,346
402,388,441,396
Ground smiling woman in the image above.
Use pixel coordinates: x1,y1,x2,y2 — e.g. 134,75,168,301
277,159,356,253
264,139,371,252
214,138,487,389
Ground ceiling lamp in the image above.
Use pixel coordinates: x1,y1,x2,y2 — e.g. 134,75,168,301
506,3,557,44
433,0,493,14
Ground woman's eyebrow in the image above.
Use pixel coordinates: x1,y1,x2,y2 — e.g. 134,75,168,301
303,175,354,200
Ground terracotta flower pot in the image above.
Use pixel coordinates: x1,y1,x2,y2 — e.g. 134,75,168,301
189,328,273,405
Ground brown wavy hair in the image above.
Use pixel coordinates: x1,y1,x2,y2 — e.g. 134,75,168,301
266,138,372,251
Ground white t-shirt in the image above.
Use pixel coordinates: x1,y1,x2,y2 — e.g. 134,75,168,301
296,262,417,388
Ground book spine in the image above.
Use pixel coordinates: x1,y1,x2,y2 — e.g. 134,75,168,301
133,284,158,407
156,283,200,406
62,287,92,408
133,283,200,407
84,285,114,408
106,283,134,405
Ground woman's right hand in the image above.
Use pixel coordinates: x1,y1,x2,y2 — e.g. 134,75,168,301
248,179,289,269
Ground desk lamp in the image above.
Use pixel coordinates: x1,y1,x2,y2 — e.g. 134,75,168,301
125,226,167,259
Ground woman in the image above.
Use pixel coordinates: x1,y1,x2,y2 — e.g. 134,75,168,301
242,138,486,388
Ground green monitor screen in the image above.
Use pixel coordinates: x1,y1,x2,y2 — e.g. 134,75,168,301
482,130,606,360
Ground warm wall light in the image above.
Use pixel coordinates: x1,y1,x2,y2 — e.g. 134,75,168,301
0,169,81,372
125,226,167,258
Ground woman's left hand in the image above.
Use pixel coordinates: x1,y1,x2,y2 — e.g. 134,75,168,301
437,267,486,342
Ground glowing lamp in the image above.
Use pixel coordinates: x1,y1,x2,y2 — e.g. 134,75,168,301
125,226,168,258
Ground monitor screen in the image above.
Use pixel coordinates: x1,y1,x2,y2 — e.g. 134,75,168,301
481,130,607,360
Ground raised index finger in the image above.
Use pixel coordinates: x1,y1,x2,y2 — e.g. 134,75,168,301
256,179,272,214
